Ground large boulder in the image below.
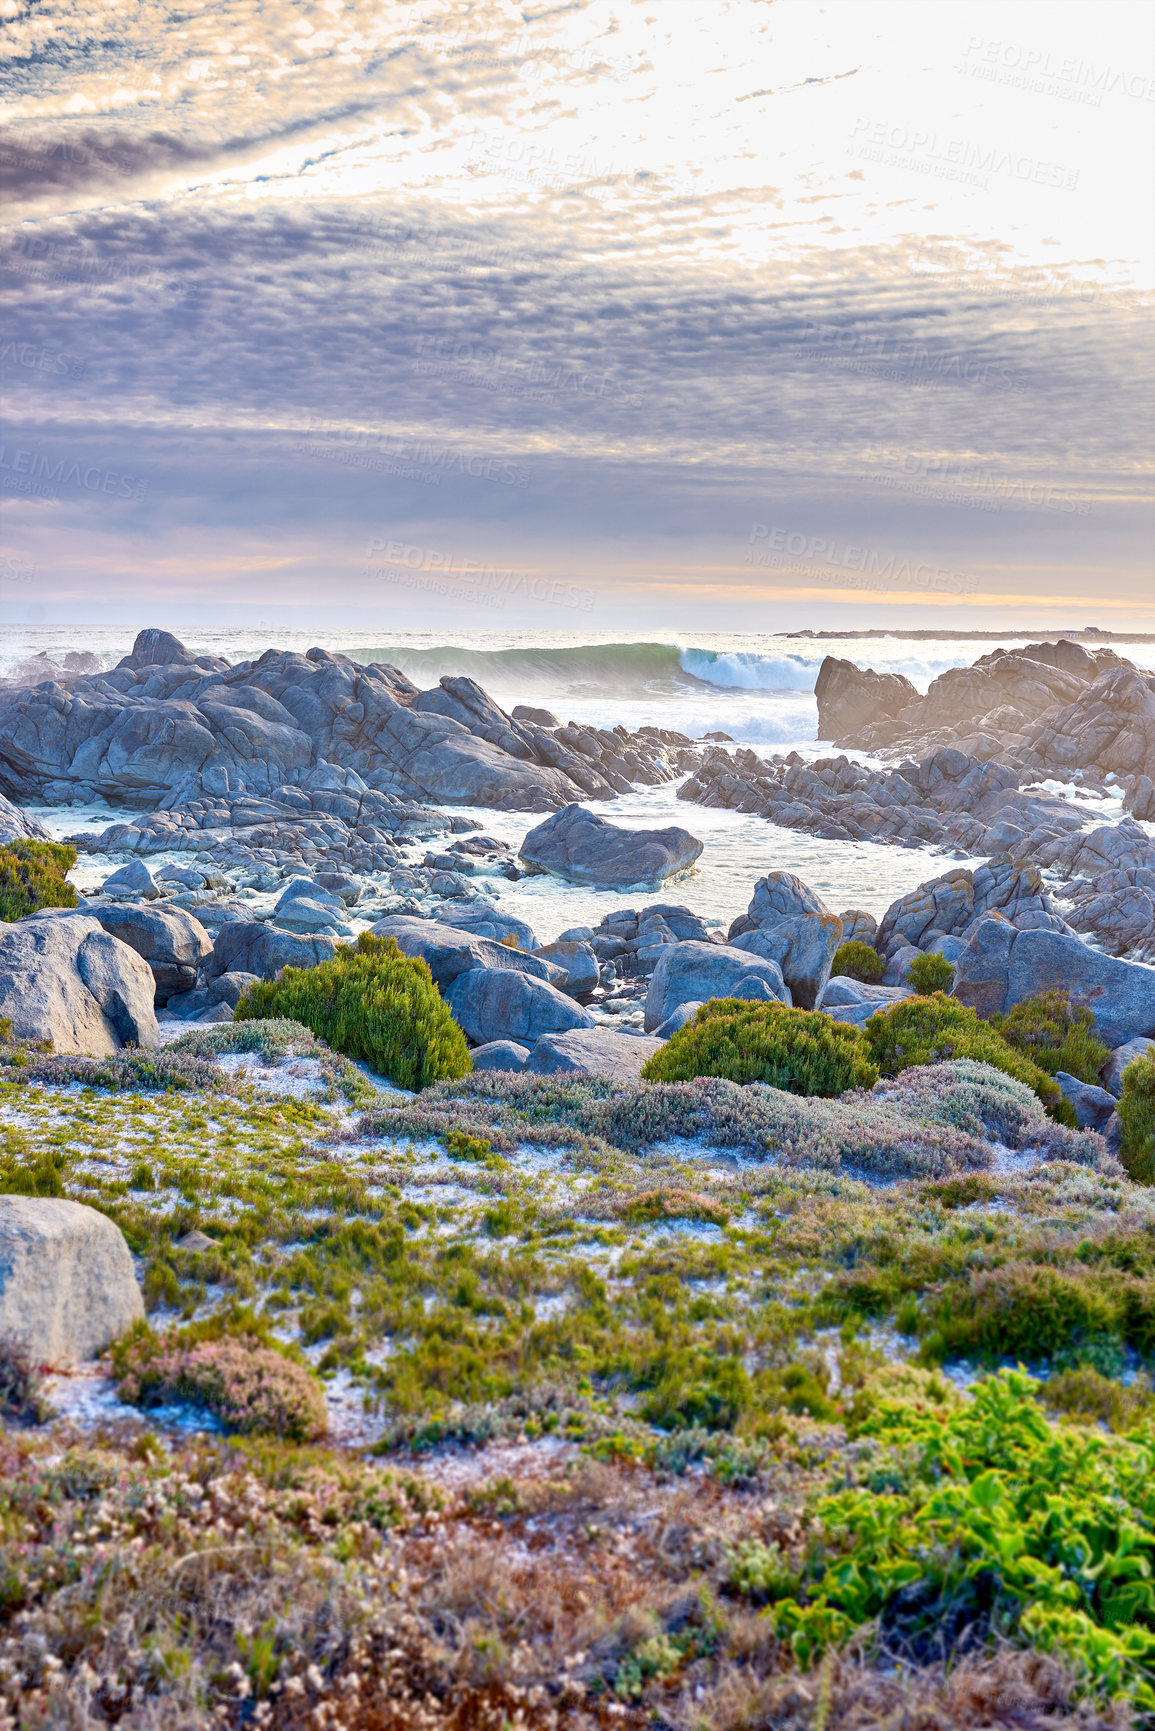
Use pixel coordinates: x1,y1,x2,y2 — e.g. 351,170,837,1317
99,858,160,900
1102,1035,1155,1097
953,917,1155,1046
469,1039,531,1072
814,656,918,741
445,968,596,1044
369,915,563,990
536,939,600,995
0,792,49,844
205,921,336,982
93,904,214,1004
0,1195,145,1366
519,804,703,890
644,940,790,1032
729,872,842,1009
526,1027,664,1081
0,912,159,1053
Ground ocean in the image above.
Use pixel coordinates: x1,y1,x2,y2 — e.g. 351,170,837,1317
4,627,1149,941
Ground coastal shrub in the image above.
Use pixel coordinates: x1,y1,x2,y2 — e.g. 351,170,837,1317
639,999,878,1097
991,989,1111,1086
0,1127,65,1197
234,934,471,1090
918,1264,1124,1371
1119,1052,1155,1185
829,939,885,983
1043,1366,1155,1434
864,994,1076,1124
0,1340,53,1423
0,838,78,922
113,1328,327,1441
905,951,955,994
773,1368,1155,1709
8,1049,229,1095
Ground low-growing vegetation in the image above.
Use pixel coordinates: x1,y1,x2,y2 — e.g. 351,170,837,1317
235,934,472,1088
865,992,1078,1124
993,989,1112,1086
0,836,78,921
830,938,885,982
905,948,956,993
1120,1051,1155,1184
640,997,879,1095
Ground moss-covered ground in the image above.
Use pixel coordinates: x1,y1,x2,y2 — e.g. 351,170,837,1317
2,1026,1154,1725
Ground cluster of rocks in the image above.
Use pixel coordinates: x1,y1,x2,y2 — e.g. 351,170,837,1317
679,743,1090,859
1034,820,1155,962
0,628,694,817
814,639,1155,790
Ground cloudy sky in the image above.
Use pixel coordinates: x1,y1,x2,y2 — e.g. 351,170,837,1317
1,0,1152,634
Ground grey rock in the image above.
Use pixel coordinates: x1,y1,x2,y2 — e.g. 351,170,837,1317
162,987,214,1020
99,858,160,900
0,1195,145,1366
928,934,968,963
814,656,918,740
511,704,560,728
469,1039,531,1072
526,1027,664,1081
92,904,213,1005
0,792,50,844
558,925,595,943
536,939,600,995
423,901,539,952
446,967,596,1044
209,970,261,1008
652,1000,704,1038
953,917,1155,1046
205,922,336,982
520,803,703,890
1055,1072,1119,1133
883,945,921,987
1102,1036,1155,1097
730,872,842,1009
0,912,158,1053
644,940,789,1032
369,916,563,990
838,909,878,947
820,976,912,1009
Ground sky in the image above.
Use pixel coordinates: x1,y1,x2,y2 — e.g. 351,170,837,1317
0,0,1153,636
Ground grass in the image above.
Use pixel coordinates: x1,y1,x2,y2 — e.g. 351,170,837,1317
0,1022,1149,1721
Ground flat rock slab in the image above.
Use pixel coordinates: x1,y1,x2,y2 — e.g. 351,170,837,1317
526,1027,664,1081
519,803,703,890
0,1196,144,1366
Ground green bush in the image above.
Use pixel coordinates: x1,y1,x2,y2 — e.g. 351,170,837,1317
1119,1052,1155,1184
864,993,1076,1125
640,998,878,1097
905,950,955,994
234,934,472,1090
0,838,78,922
830,939,885,983
991,989,1110,1086
113,1327,326,1441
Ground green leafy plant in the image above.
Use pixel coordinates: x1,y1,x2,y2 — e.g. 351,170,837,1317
235,934,471,1090
864,994,1075,1124
0,838,78,922
768,1369,1155,1713
905,951,955,994
830,939,885,983
991,990,1111,1085
1119,1051,1155,1185
640,999,878,1097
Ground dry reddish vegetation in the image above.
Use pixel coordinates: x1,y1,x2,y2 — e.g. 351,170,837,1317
0,1427,1124,1731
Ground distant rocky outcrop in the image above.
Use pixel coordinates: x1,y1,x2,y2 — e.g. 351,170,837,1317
520,804,703,890
0,630,693,817
814,657,918,739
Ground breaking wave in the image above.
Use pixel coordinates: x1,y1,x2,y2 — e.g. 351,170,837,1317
349,640,824,696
